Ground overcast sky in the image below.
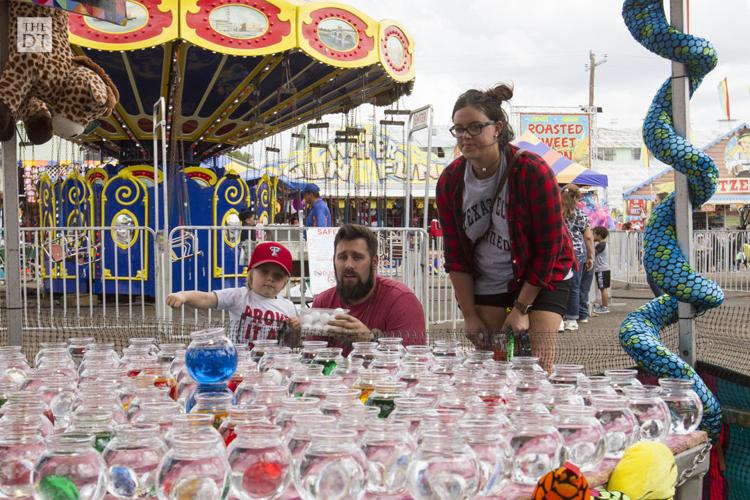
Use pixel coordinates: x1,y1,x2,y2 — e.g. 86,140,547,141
344,0,750,131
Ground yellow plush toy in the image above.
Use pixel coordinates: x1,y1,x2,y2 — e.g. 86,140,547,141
607,442,677,500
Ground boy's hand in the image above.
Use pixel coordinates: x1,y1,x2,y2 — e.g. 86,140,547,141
166,292,185,308
288,316,301,333
280,317,302,348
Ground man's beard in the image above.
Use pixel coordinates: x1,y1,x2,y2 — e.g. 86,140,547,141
336,266,375,304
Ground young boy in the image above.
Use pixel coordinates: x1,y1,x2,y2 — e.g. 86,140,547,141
592,226,610,314
166,241,300,344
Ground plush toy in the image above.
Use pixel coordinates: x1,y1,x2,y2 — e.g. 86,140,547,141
532,462,591,500
0,1,118,145
607,441,677,500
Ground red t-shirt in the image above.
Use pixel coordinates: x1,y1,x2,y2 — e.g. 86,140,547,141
312,276,427,349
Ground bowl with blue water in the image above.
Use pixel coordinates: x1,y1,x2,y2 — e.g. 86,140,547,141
185,328,238,385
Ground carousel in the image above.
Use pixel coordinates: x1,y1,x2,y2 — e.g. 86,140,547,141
35,0,415,297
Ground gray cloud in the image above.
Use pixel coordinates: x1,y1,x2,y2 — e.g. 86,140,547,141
347,0,750,130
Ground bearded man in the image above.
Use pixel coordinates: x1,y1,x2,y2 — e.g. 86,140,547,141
311,224,427,350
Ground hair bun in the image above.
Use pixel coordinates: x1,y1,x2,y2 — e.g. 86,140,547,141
486,83,513,102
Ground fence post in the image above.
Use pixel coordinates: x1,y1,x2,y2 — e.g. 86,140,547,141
1,0,23,347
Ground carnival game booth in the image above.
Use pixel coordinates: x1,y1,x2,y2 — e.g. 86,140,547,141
623,123,750,229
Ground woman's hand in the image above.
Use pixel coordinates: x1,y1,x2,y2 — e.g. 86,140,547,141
503,308,530,335
463,314,489,347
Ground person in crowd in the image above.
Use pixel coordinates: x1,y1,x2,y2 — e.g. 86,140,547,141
435,83,575,369
239,208,257,243
312,224,426,350
561,184,593,332
593,226,611,314
303,183,332,227
577,192,595,325
166,241,300,345
237,207,257,267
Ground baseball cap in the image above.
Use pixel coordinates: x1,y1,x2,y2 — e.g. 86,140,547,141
302,183,320,195
248,241,293,276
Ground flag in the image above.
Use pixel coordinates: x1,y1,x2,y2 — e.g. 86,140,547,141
718,77,731,120
641,137,650,169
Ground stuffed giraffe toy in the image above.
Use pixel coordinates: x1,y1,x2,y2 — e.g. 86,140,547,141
0,0,119,145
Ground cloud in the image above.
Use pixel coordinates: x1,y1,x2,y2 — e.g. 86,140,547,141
345,0,750,130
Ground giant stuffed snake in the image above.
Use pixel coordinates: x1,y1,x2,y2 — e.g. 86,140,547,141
620,0,724,442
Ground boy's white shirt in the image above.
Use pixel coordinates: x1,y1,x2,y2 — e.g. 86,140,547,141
214,287,297,343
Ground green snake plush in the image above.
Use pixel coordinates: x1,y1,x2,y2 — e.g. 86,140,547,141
620,0,724,442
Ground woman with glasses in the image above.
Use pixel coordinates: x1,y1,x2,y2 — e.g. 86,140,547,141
435,84,575,369
560,184,594,332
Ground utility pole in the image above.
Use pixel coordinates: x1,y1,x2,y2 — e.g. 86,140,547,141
585,51,607,167
586,50,608,107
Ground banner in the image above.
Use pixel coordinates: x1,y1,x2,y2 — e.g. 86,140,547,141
519,113,591,167
306,227,337,294
715,178,750,195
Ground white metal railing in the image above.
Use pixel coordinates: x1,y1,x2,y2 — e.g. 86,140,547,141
2,226,746,329
609,230,750,292
8,226,159,324
166,225,432,326
427,235,461,327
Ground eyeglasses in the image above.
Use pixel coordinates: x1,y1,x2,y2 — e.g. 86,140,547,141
449,121,496,138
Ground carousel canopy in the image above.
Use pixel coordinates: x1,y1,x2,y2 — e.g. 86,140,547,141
514,131,608,188
67,0,415,163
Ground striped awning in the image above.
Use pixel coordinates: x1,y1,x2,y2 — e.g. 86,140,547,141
705,194,750,205
513,131,608,187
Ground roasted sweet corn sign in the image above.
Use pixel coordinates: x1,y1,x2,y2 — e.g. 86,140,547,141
519,113,592,167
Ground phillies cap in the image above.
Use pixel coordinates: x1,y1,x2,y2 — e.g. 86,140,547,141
248,241,293,276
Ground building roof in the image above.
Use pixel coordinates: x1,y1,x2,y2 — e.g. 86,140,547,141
622,123,750,200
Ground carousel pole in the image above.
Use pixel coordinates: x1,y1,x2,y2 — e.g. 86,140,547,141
670,0,696,365
1,0,23,346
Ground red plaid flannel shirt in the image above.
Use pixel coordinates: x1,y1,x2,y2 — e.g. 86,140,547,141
435,145,575,291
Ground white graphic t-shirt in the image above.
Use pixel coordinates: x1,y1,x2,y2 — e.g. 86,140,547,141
462,156,514,294
214,287,297,343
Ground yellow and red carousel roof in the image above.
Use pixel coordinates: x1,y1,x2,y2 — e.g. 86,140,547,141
68,0,414,162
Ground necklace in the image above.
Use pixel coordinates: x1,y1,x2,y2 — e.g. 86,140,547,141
475,157,501,175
